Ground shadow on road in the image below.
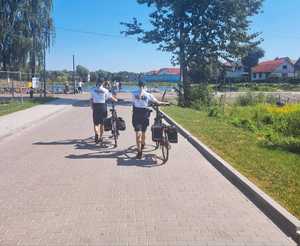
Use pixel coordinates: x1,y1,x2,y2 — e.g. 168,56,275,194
34,138,165,168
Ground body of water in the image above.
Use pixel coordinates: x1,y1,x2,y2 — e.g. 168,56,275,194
47,83,176,94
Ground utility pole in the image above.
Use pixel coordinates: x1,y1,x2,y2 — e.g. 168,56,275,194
43,45,46,97
73,55,76,94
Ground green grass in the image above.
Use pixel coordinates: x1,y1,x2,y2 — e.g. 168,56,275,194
163,105,300,219
214,82,300,92
0,97,55,117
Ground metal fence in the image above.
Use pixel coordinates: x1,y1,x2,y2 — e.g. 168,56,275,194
0,71,77,101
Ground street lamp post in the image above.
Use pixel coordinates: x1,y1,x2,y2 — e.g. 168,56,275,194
73,55,76,94
43,45,46,97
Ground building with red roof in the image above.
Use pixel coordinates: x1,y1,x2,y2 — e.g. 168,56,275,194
143,68,180,82
251,57,295,81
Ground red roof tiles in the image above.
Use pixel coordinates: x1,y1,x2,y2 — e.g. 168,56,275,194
145,68,180,76
159,68,180,75
252,59,285,73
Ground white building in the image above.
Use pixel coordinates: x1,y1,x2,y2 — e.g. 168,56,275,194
224,61,248,81
251,57,295,81
294,58,300,78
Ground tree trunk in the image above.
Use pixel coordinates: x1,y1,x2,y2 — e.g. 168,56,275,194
179,22,191,106
248,67,252,82
3,58,7,71
31,47,36,78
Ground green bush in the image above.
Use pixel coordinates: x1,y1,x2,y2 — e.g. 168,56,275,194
231,103,300,153
191,85,214,105
264,133,300,153
190,85,216,110
280,111,300,137
230,117,257,132
235,92,257,106
234,92,276,106
208,106,222,117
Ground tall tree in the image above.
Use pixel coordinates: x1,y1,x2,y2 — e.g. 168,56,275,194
242,47,265,81
0,0,31,70
76,65,89,81
0,0,55,73
26,0,55,76
122,0,263,105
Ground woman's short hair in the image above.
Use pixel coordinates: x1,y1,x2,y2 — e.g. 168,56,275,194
96,78,104,86
138,81,145,88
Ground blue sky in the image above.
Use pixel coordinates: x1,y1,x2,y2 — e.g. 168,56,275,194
47,0,300,72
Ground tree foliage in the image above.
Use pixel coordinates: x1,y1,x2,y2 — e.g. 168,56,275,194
121,0,264,105
0,0,55,74
76,65,89,81
242,47,265,76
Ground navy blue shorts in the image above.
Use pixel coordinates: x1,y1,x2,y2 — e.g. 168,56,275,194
132,107,151,132
93,103,107,125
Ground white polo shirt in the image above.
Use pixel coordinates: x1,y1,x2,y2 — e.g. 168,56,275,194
132,89,157,108
90,86,112,104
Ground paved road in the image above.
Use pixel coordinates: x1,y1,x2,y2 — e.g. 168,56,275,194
0,97,79,140
0,94,296,246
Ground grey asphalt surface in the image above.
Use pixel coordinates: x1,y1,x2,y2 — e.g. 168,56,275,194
0,94,296,246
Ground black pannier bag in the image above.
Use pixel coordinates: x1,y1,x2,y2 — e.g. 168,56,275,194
117,117,126,131
167,126,178,143
151,124,163,142
104,117,112,131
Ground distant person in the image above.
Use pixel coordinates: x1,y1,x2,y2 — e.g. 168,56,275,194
112,81,118,96
90,79,118,144
64,83,69,94
78,81,83,93
116,81,120,91
132,81,168,159
119,81,122,91
29,87,34,98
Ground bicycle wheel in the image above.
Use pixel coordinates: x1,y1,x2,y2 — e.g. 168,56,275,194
161,130,169,162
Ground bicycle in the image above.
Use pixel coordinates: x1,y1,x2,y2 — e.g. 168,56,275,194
151,104,171,163
109,102,119,147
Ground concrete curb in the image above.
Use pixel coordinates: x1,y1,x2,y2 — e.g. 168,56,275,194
161,111,300,244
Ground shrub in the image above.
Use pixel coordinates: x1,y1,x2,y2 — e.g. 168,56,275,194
235,92,257,106
283,111,300,137
230,117,257,132
234,92,277,107
208,106,222,117
190,84,216,111
190,84,214,106
264,133,300,153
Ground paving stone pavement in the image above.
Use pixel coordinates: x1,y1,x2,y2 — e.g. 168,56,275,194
0,94,296,246
0,97,79,140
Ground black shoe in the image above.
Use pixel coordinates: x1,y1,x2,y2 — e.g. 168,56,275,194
95,134,99,144
136,151,142,159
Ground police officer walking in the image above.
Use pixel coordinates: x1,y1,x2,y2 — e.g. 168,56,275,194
90,79,117,144
132,81,168,159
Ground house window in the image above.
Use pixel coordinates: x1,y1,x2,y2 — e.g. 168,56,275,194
253,73,257,79
283,65,287,69
259,73,262,78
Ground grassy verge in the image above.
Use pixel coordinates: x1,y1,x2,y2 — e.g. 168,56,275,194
163,105,300,219
212,82,300,92
0,97,55,117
